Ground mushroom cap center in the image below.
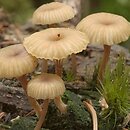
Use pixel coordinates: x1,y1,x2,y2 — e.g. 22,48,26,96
7,48,27,58
10,52,21,57
99,19,115,26
50,33,63,41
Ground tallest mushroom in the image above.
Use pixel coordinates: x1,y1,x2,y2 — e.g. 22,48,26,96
76,12,130,81
23,27,89,77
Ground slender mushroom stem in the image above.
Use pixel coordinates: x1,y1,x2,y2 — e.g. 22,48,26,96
28,97,42,117
83,100,98,130
34,99,49,130
17,75,42,117
41,59,48,73
98,45,111,81
54,60,67,113
54,96,67,114
55,60,63,77
17,75,28,92
71,53,77,77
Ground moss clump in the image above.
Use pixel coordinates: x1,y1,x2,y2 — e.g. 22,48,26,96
45,90,91,130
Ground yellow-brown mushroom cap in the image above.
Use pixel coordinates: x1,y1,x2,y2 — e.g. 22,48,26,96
23,28,89,60
27,73,65,99
32,2,75,25
0,44,38,78
76,12,130,45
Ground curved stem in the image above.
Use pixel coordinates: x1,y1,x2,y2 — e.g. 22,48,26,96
54,96,67,114
55,60,63,77
98,45,111,81
71,53,77,77
28,97,42,117
34,99,49,130
83,101,98,130
17,75,42,117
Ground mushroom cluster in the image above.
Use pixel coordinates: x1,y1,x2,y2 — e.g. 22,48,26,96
1,2,130,130
23,2,89,130
23,20,89,130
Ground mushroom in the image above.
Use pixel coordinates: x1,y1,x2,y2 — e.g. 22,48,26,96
27,73,66,130
76,12,130,81
32,2,77,75
0,44,42,116
23,27,89,77
32,2,75,26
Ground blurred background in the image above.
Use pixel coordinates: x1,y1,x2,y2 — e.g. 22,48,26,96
0,0,130,50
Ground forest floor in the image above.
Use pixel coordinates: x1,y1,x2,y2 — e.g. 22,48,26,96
0,9,130,130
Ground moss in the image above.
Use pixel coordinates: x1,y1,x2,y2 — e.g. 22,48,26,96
45,90,91,130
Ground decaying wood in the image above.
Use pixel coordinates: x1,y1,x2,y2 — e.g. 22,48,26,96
0,83,31,112
0,81,86,113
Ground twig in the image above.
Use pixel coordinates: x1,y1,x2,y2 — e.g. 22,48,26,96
83,100,98,130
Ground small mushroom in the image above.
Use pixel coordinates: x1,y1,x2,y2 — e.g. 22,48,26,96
76,12,130,81
27,73,66,130
0,44,41,116
23,27,89,77
32,2,76,73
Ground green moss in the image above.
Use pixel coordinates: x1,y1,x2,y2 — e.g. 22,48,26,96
45,90,91,130
10,117,36,130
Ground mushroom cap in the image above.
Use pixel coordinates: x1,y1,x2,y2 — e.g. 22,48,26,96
76,12,130,45
27,73,65,99
32,2,75,25
0,44,38,78
23,28,89,60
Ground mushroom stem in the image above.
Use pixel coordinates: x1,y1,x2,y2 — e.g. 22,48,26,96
71,53,77,77
17,75,42,117
54,96,67,114
41,24,57,74
17,75,28,92
83,101,98,130
34,99,49,130
98,45,111,81
55,60,63,77
28,97,42,117
41,59,48,73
